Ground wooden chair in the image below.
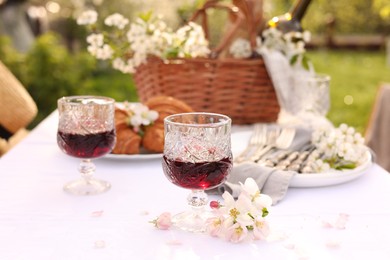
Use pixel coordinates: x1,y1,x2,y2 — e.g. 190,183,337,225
0,60,37,156
365,83,390,172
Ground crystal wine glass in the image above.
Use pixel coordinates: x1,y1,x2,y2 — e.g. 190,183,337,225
57,96,116,195
162,112,232,232
294,73,330,116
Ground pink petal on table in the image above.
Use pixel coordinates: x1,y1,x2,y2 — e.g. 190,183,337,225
334,213,349,229
325,240,341,249
166,240,183,246
94,240,106,249
321,220,334,228
91,210,104,217
283,242,296,250
140,210,150,216
321,213,350,229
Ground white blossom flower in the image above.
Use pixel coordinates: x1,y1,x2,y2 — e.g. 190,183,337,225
174,22,210,58
95,44,114,60
312,124,368,170
205,216,225,237
112,58,136,74
224,222,248,243
128,103,159,128
313,159,331,172
77,10,98,25
87,44,99,56
87,43,113,60
104,13,129,29
240,178,272,211
86,33,104,47
252,216,270,240
229,38,252,58
302,30,311,42
127,23,147,41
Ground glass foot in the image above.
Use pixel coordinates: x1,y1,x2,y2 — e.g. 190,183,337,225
172,210,214,233
63,178,111,195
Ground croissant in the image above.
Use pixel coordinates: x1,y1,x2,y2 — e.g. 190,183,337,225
142,96,193,153
141,124,164,153
112,108,141,154
145,96,193,125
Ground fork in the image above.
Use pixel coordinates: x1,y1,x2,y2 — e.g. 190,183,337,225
251,127,296,162
234,124,267,163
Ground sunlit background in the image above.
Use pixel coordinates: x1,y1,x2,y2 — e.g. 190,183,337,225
0,0,389,133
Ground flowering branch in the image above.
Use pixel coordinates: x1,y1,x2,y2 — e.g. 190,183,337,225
229,28,312,70
151,178,272,244
77,10,210,74
311,123,367,172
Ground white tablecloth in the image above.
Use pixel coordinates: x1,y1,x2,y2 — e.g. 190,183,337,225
1,111,390,260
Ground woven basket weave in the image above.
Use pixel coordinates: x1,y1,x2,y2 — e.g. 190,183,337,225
134,57,279,124
133,0,280,125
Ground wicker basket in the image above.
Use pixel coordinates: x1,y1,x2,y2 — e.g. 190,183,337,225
133,0,280,125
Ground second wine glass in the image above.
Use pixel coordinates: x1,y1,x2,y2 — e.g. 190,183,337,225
162,112,232,232
57,96,116,196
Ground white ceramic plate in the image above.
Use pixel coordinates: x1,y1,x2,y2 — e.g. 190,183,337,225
103,148,162,160
231,131,372,188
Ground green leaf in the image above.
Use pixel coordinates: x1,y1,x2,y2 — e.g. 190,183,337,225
246,225,254,231
302,56,310,70
290,54,298,65
335,162,357,170
262,207,269,218
164,47,179,59
139,11,153,22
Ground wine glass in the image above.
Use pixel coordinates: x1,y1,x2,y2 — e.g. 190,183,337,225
57,96,116,195
294,73,330,116
162,112,232,232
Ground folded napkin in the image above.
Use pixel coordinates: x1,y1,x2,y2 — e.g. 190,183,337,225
215,163,297,205
208,126,313,205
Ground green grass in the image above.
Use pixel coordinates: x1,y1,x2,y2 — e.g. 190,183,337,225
307,50,390,133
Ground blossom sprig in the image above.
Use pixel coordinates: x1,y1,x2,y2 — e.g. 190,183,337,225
120,102,159,135
311,123,367,171
206,178,272,243
263,28,311,69
77,10,210,74
150,178,272,243
229,28,311,70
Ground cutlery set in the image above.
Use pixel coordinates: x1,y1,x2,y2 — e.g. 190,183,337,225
235,124,321,173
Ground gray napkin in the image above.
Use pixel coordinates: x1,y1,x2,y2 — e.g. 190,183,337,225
208,126,313,205
216,163,297,205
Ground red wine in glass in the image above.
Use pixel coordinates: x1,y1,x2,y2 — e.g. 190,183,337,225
162,156,232,190
57,130,116,159
163,112,232,232
57,95,116,196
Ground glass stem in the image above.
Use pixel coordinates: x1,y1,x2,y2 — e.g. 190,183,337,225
187,190,208,213
78,159,95,183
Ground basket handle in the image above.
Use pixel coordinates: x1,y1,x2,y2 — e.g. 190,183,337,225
232,0,264,49
188,0,247,58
